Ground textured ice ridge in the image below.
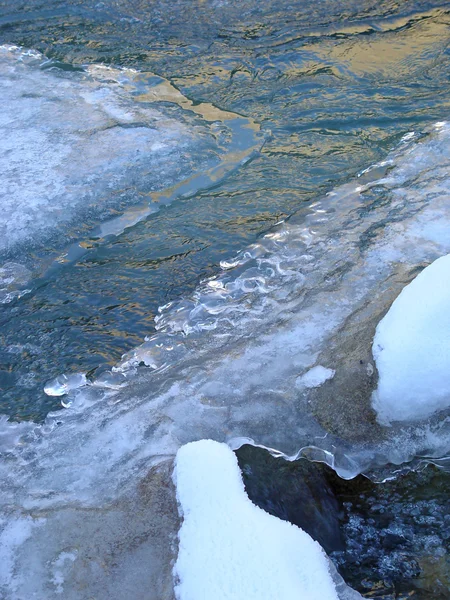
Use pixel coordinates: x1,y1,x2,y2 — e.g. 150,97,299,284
49,121,450,399
37,119,450,478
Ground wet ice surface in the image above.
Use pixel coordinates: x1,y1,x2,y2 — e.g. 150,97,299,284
2,122,450,596
0,45,261,301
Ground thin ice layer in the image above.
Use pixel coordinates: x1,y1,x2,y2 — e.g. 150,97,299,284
0,45,263,303
0,46,192,252
174,440,340,600
372,254,450,424
3,123,450,597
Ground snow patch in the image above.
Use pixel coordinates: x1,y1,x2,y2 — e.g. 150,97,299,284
373,254,450,423
297,365,336,389
173,440,340,600
0,516,45,594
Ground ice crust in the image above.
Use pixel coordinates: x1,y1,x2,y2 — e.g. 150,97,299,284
2,122,450,596
0,46,190,253
174,440,340,600
297,366,336,389
373,254,450,424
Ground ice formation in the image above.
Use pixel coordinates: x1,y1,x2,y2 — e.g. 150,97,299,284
372,254,450,424
2,119,450,596
174,440,340,600
0,46,189,252
0,45,262,299
0,262,31,304
296,365,336,389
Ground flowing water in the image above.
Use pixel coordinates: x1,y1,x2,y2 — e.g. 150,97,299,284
1,0,450,598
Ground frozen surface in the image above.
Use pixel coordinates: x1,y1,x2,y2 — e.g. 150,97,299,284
174,440,340,600
0,46,189,252
3,122,450,596
372,254,450,424
0,262,31,304
297,366,336,389
0,46,262,299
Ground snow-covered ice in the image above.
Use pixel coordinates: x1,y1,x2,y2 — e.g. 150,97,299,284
296,365,336,389
372,254,450,424
173,440,340,600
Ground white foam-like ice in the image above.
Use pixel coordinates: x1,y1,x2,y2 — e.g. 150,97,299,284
297,366,336,389
174,440,342,600
372,254,450,424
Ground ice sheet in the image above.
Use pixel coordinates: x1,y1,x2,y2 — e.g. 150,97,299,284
0,46,189,252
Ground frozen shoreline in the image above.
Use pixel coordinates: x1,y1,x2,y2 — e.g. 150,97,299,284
2,103,450,596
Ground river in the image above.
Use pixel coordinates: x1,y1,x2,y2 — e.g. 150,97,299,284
0,1,450,598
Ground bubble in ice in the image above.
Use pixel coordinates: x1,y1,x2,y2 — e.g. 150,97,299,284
117,335,187,371
44,373,88,397
92,370,128,390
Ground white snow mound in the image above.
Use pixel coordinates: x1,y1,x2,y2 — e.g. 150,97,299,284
173,439,340,600
373,254,450,423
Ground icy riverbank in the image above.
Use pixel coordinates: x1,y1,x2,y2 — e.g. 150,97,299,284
2,119,450,597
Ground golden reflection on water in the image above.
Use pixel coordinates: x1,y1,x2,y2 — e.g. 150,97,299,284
132,73,250,123
321,17,450,79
